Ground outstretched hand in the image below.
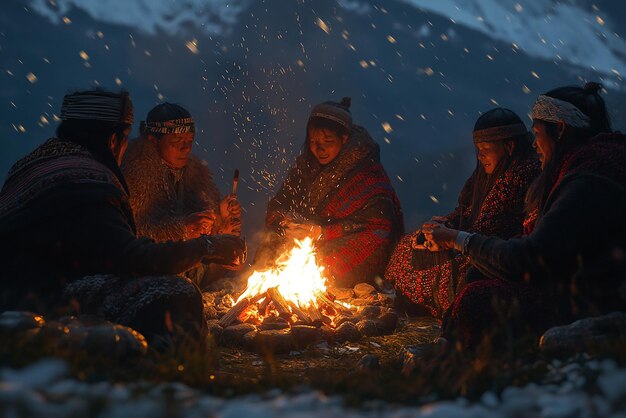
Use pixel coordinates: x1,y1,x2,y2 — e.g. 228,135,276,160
418,221,459,252
281,218,322,242
183,210,216,239
203,234,247,270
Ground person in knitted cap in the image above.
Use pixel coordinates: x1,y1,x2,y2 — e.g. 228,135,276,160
0,89,246,344
422,83,626,348
257,97,404,288
385,108,539,319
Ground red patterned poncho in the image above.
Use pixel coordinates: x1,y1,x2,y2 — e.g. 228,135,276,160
260,125,404,288
385,156,540,318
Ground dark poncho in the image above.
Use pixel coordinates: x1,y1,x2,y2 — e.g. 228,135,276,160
447,133,626,346
0,138,207,325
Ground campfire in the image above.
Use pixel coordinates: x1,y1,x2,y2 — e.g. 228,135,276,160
218,238,350,328
206,237,400,352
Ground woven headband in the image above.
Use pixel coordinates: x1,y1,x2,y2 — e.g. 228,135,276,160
310,112,351,129
472,123,528,143
531,95,591,128
141,117,195,134
60,92,133,125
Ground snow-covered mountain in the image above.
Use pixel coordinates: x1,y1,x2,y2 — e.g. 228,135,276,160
403,0,626,78
27,0,626,79
28,0,252,36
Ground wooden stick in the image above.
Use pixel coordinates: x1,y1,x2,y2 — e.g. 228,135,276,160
267,287,291,317
304,304,323,323
232,169,239,195
219,297,251,327
315,290,350,313
287,300,311,323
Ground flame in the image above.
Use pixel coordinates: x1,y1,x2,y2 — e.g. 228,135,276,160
236,237,327,309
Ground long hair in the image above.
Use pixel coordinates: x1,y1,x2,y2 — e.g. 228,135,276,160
525,82,612,214
457,108,535,230
56,119,131,193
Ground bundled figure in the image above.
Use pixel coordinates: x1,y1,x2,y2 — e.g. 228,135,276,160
422,83,626,347
121,103,242,287
0,90,246,343
258,98,404,288
385,108,540,318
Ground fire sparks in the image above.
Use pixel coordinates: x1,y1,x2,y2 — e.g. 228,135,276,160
315,18,330,34
236,237,327,309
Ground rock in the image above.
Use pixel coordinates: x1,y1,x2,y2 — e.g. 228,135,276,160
353,283,376,298
335,322,361,342
334,315,356,326
377,312,399,332
34,316,147,357
320,325,335,343
356,319,380,337
399,345,421,375
357,354,380,371
291,325,322,348
242,330,257,350
0,311,45,333
255,329,295,354
349,298,377,306
203,305,219,321
539,312,626,357
206,320,223,340
260,316,289,331
221,323,257,346
377,292,395,307
359,305,381,319
328,287,354,300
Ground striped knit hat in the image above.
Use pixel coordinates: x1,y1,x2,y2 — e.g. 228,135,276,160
309,97,353,130
60,90,134,125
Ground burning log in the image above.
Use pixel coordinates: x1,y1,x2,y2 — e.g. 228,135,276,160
287,300,312,323
219,293,265,328
219,298,250,327
315,290,350,314
267,287,292,319
304,304,323,323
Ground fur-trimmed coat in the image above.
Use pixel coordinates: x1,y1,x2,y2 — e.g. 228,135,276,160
121,137,222,243
260,126,404,287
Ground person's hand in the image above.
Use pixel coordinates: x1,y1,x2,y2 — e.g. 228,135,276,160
410,229,426,250
220,194,241,219
203,234,247,270
281,219,322,242
183,210,216,239
220,217,242,236
420,221,459,252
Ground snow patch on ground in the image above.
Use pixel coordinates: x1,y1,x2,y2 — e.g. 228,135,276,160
402,0,626,77
1,357,626,417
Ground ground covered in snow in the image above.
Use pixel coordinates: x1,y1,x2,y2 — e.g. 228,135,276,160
2,314,626,417
2,355,626,417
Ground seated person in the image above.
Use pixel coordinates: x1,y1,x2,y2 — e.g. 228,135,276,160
422,83,626,347
257,97,404,288
0,90,245,342
121,103,241,287
385,108,539,318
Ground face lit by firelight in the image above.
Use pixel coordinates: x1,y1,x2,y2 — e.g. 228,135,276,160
150,132,194,169
308,127,348,165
